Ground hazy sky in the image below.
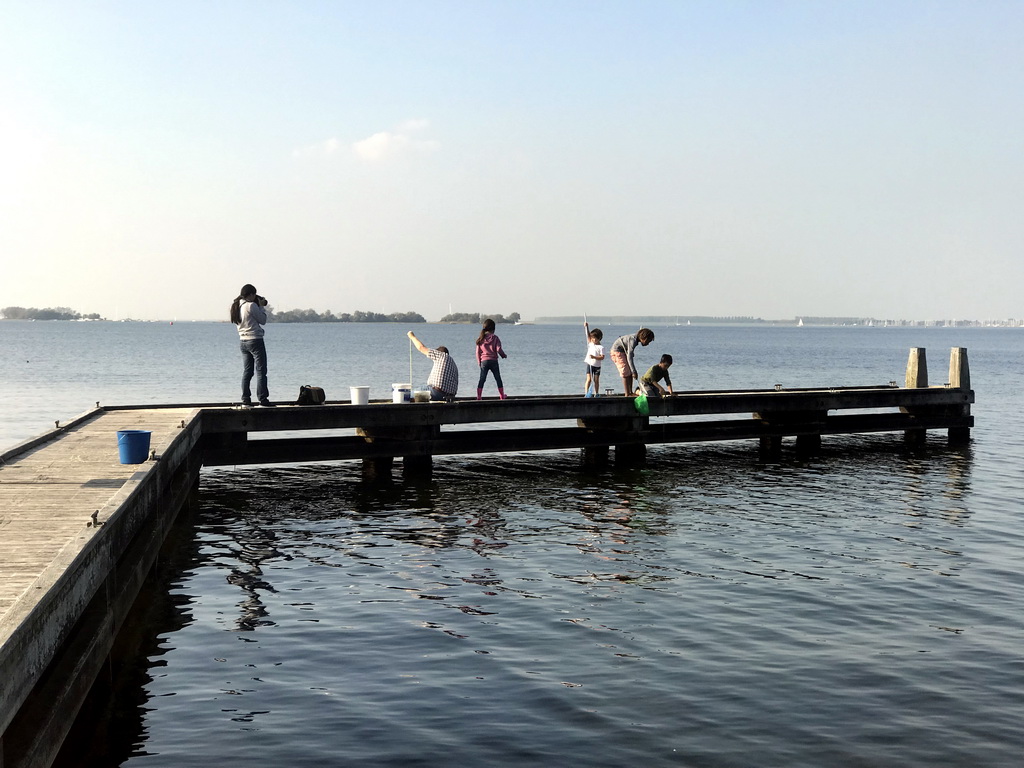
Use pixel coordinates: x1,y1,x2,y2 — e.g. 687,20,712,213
1,1,1020,322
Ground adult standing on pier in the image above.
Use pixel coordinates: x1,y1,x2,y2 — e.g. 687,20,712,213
408,331,459,402
230,284,272,407
609,328,654,396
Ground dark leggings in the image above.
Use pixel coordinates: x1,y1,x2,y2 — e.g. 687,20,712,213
477,358,503,389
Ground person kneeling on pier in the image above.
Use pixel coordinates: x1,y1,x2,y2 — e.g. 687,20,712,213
408,331,459,402
639,354,674,398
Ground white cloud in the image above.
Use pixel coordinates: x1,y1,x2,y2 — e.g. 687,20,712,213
292,137,342,158
352,119,439,162
293,119,439,162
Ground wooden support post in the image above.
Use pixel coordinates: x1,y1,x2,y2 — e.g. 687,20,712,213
795,432,822,455
581,445,610,470
949,347,970,391
615,442,647,467
754,410,826,458
579,415,648,468
905,347,928,388
948,347,972,445
759,435,783,461
358,425,438,480
362,455,394,481
904,347,928,446
402,454,433,477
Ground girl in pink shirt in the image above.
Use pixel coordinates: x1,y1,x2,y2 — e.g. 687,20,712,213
475,318,508,399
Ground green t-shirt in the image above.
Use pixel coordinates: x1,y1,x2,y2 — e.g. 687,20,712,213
641,365,672,387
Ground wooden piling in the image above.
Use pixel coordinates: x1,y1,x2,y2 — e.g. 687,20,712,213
948,348,972,445
581,445,610,470
402,454,433,477
578,414,648,467
949,347,970,390
903,347,928,446
615,442,647,467
795,432,822,455
905,347,928,388
759,435,783,460
361,455,394,482
357,424,438,481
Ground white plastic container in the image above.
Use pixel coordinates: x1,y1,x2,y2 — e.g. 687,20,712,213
350,386,369,405
392,383,412,403
412,390,430,403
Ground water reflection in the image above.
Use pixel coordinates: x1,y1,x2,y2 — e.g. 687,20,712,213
54,437,998,768
52,507,202,768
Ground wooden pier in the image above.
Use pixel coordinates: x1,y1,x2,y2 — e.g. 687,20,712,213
0,347,973,767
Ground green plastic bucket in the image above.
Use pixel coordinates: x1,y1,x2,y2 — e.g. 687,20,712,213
117,430,151,464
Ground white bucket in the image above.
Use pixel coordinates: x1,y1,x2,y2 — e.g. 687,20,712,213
392,383,412,403
350,386,369,405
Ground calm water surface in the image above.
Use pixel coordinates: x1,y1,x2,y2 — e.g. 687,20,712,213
3,322,1023,767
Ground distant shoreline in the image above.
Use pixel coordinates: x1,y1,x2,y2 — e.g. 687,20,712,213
4,317,1019,329
2,316,1021,328
536,316,1024,328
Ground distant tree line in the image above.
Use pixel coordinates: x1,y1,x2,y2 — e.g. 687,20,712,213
269,308,426,323
439,312,521,324
536,315,763,325
1,306,103,321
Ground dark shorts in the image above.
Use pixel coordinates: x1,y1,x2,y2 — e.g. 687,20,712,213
586,364,602,375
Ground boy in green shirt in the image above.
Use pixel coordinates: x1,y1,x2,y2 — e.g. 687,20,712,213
639,354,674,397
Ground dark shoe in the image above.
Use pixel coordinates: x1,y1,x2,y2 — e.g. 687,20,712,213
258,399,275,407
240,399,252,407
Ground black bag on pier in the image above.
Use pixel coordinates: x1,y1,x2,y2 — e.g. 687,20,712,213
296,385,326,405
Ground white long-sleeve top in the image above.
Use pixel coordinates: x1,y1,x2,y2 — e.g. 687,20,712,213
237,300,267,340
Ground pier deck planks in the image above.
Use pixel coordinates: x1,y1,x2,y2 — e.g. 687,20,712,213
0,408,194,635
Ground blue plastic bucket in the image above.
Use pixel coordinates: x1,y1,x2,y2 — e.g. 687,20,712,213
117,430,151,464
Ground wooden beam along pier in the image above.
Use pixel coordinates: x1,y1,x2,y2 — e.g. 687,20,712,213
200,346,973,472
0,347,972,767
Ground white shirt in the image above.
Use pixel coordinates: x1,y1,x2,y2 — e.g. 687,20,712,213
584,342,604,367
237,300,267,340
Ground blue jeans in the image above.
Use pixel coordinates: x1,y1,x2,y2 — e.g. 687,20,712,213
477,359,503,389
240,338,269,403
429,386,455,403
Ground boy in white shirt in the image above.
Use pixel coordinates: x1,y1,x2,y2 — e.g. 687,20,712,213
583,321,605,397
